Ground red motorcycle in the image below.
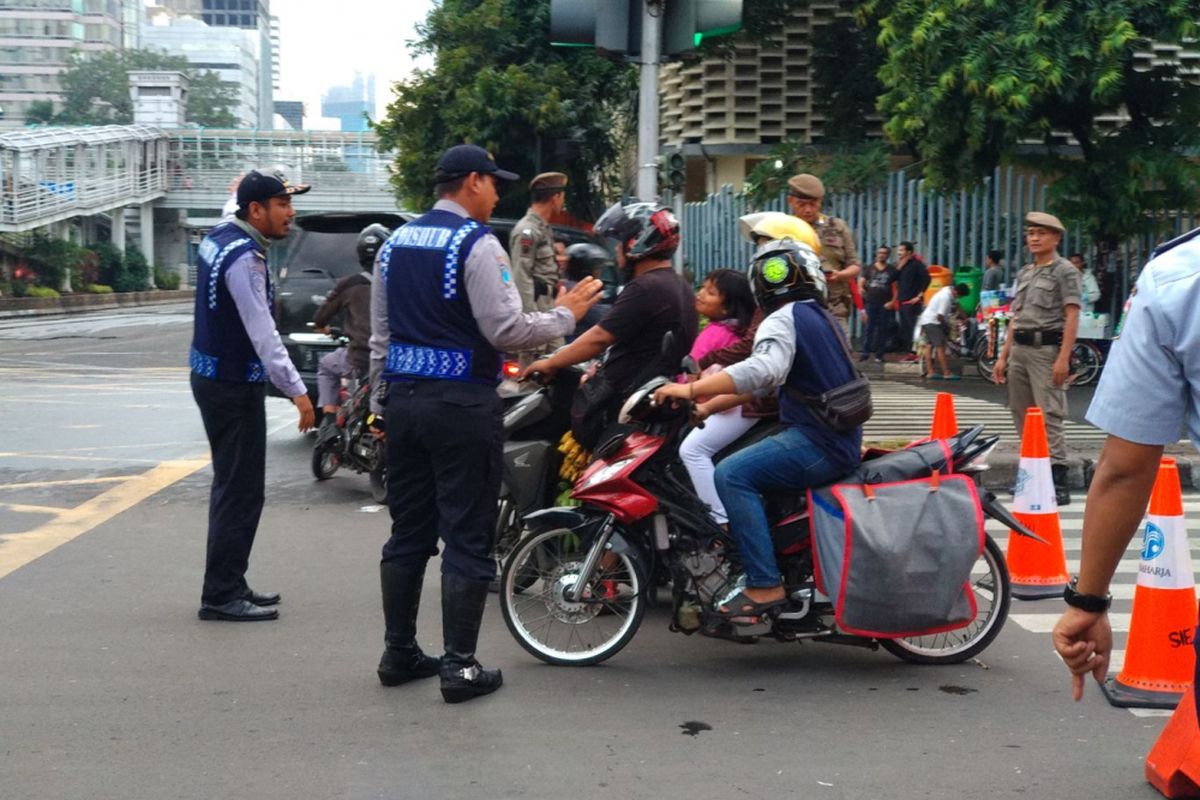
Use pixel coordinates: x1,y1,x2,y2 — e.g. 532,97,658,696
498,376,1041,667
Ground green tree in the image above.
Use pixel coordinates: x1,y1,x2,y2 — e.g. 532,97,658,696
117,243,151,293
25,99,55,125
24,234,84,289
57,49,238,127
859,0,1200,251
810,9,885,145
744,140,890,205
372,0,636,218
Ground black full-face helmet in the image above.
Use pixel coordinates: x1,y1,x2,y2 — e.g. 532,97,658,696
356,223,392,270
749,239,826,311
564,242,614,281
594,201,680,262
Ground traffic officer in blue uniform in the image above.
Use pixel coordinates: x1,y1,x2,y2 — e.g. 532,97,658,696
190,168,316,622
368,144,602,702
1052,227,1200,714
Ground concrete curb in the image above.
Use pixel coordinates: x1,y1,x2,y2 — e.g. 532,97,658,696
0,289,193,319
982,453,1197,491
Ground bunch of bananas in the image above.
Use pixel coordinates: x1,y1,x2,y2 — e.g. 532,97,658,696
556,431,591,483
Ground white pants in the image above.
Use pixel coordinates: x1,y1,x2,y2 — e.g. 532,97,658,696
679,409,758,524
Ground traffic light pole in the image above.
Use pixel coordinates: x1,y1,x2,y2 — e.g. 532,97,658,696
635,1,662,202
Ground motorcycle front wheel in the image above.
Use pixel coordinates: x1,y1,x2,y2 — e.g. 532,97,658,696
879,534,1010,665
312,445,340,480
500,526,647,666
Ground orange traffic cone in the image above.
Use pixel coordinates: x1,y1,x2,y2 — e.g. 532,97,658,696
1006,407,1069,599
930,392,958,440
1102,458,1197,709
1145,687,1200,797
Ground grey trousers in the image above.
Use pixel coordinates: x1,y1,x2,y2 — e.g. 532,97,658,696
1007,342,1068,464
317,346,352,408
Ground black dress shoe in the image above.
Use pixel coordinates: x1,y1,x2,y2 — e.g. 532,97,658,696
243,588,281,606
198,598,278,621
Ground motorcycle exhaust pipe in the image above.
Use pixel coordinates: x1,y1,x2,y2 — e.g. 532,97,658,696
980,489,1047,545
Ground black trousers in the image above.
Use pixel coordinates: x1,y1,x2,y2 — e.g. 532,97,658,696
191,374,267,606
382,380,503,583
898,302,923,353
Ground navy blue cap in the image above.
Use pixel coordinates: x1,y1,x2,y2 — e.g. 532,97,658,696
237,167,311,211
434,144,518,184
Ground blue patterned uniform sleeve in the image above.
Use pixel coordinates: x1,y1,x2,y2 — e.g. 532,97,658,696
224,251,306,398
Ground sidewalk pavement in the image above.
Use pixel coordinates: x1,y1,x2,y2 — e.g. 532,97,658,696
866,357,1200,492
0,288,193,319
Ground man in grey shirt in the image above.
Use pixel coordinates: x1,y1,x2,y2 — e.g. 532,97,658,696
189,168,315,623
367,144,601,703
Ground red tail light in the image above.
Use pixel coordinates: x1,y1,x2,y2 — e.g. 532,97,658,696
502,360,521,379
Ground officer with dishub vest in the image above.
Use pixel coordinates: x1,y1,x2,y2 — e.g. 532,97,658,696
368,144,602,703
190,168,315,622
511,171,568,364
994,211,1082,505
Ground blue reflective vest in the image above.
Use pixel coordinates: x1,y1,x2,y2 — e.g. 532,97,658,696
379,209,499,385
190,221,271,383
777,301,863,471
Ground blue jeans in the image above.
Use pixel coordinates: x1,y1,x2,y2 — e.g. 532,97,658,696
861,302,893,359
714,426,846,588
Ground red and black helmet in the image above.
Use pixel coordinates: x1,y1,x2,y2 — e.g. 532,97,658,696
594,201,680,262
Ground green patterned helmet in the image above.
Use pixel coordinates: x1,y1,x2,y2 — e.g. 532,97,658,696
749,239,825,310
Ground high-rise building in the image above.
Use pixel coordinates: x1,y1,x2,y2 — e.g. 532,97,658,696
273,99,302,131
0,0,142,125
142,12,262,128
154,0,272,127
321,72,374,132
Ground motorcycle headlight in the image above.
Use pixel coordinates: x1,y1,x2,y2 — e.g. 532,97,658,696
579,458,636,489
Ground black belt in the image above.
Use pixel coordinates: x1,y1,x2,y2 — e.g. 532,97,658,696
1012,329,1063,347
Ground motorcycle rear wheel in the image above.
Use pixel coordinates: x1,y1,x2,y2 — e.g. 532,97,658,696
500,526,646,666
879,534,1010,665
312,445,340,480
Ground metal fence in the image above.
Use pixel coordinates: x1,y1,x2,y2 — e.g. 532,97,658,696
682,166,1200,302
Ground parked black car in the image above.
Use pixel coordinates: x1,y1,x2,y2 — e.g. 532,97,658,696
271,211,610,401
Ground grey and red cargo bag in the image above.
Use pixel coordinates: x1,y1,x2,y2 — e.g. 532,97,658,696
807,469,984,639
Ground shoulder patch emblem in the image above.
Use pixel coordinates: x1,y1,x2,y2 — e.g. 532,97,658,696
498,254,512,284
519,236,533,255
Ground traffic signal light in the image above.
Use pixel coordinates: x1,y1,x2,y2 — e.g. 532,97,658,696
664,0,744,56
549,0,634,54
550,0,742,59
666,151,686,192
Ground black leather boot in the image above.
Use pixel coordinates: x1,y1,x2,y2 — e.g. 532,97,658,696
378,562,440,687
1051,464,1072,507
439,573,503,704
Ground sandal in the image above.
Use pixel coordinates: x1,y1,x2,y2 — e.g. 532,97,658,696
944,374,962,381
715,589,786,620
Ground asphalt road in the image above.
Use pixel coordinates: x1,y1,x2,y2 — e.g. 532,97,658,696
0,307,1166,800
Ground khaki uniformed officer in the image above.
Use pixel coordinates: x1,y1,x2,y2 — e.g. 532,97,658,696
786,173,861,335
994,211,1082,505
511,172,568,361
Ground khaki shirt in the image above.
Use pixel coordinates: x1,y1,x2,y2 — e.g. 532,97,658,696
509,210,558,313
1010,254,1083,331
813,215,859,318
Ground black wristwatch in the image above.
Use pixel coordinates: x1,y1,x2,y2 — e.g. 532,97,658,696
1063,578,1112,613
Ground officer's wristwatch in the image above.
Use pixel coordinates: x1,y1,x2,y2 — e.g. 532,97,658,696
1063,577,1111,613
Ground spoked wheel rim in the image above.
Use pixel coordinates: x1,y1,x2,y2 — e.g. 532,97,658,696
880,535,1010,664
369,465,387,504
1069,342,1103,387
500,527,645,666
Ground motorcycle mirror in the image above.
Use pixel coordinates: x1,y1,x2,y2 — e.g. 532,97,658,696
660,331,676,358
680,355,699,374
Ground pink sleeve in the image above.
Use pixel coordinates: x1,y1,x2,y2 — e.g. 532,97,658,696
689,322,741,362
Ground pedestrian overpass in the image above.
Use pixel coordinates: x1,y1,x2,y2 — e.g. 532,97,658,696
0,124,401,272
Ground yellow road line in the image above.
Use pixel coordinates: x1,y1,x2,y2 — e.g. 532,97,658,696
0,456,209,580
0,501,64,514
0,474,132,489
0,452,162,464
0,476,132,489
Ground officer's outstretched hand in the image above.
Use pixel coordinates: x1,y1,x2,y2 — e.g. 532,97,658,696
555,276,604,321
294,393,316,432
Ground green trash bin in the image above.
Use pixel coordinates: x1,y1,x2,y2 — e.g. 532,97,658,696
953,265,983,316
